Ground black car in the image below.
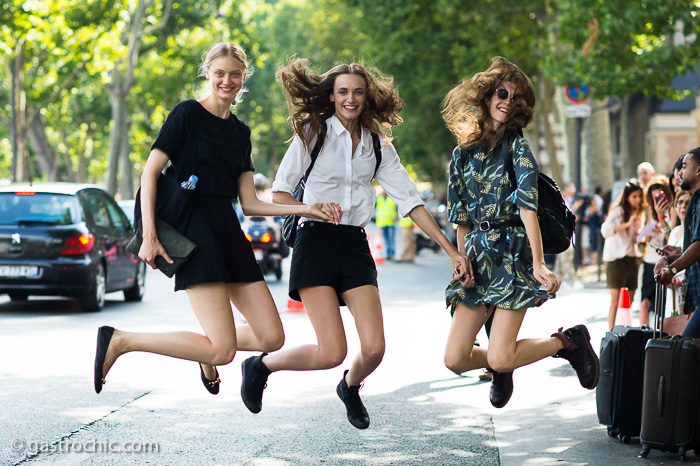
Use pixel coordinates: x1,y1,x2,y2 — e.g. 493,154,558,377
0,183,146,311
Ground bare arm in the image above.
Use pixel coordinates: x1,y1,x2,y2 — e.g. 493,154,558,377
408,206,471,284
238,172,341,223
520,207,560,294
138,149,173,268
657,241,700,285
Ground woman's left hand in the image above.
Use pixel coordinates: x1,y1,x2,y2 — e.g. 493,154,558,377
450,252,473,287
533,262,561,294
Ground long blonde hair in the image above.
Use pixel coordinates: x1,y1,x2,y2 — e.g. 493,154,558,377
442,56,536,151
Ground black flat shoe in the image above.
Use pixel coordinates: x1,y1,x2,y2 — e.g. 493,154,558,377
94,326,114,394
199,363,220,395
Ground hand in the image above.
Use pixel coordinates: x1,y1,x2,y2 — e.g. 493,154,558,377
306,202,342,224
654,196,670,218
139,237,173,270
630,216,641,230
653,256,669,276
451,252,473,287
656,268,673,286
662,245,681,256
533,262,561,294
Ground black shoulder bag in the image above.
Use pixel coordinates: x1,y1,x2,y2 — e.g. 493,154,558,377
281,131,383,247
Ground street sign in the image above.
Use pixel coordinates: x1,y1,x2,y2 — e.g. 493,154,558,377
563,84,591,105
565,104,591,118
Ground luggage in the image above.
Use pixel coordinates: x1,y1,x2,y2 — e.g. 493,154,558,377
596,325,656,443
639,282,700,460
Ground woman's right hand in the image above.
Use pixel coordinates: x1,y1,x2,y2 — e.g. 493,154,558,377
628,215,641,231
139,237,173,270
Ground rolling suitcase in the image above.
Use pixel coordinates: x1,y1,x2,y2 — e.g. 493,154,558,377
596,325,655,443
640,283,700,461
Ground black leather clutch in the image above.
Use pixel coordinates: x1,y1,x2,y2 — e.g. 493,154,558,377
126,218,197,278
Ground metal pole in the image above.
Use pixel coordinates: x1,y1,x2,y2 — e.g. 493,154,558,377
574,117,583,269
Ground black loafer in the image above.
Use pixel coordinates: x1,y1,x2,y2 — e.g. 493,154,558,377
489,370,513,409
94,326,115,394
336,370,370,429
199,363,220,395
553,324,601,389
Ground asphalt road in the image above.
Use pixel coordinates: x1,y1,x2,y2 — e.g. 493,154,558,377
1,232,698,465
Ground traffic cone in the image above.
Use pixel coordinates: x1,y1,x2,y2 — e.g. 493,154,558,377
283,298,306,313
373,229,385,265
614,287,632,326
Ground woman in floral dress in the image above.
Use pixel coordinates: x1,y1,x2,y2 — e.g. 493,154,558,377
441,57,601,408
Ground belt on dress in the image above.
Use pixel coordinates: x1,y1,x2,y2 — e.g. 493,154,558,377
473,219,525,267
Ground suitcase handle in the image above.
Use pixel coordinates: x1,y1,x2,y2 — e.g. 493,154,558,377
657,375,665,418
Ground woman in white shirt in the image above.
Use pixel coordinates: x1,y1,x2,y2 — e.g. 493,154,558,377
667,190,690,313
239,59,468,429
600,180,644,330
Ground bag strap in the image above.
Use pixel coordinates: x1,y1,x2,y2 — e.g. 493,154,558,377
298,129,326,188
371,132,383,179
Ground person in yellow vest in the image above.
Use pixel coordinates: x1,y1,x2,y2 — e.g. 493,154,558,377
398,215,416,262
376,190,398,260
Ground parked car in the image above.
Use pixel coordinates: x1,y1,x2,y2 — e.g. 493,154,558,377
0,183,146,311
117,199,136,227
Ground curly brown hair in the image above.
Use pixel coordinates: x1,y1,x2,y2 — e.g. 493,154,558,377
276,58,404,152
442,56,536,151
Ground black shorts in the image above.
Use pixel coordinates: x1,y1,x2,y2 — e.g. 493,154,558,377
288,222,378,306
641,262,658,304
605,256,640,290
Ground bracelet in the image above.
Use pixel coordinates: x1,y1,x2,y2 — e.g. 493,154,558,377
661,225,671,234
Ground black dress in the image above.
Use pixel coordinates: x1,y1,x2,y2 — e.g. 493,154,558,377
151,99,263,291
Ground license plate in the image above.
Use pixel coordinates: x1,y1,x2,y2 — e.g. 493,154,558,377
253,249,263,261
0,265,40,278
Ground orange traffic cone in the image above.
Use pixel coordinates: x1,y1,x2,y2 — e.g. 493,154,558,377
614,287,632,326
283,298,306,313
373,229,385,265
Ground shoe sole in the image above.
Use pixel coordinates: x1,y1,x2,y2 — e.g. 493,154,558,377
94,326,114,394
573,325,601,390
240,359,262,414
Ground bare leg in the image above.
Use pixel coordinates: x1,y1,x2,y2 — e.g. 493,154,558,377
200,280,286,379
486,308,564,373
608,288,621,331
341,285,385,386
444,303,492,374
640,297,651,327
100,282,238,381
262,286,348,372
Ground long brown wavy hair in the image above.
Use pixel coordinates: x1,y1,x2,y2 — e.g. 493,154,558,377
442,56,536,151
612,179,644,222
276,58,404,152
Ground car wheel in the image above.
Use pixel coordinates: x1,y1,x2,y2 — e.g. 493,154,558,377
8,293,28,302
80,262,106,312
124,262,146,302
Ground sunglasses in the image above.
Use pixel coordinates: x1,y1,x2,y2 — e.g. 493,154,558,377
495,88,522,102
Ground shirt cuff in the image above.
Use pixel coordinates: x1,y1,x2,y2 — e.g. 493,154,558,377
271,180,294,195
396,195,425,218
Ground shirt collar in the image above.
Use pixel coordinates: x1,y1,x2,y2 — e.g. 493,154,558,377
327,115,371,150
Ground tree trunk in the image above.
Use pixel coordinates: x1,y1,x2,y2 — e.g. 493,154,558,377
118,117,134,199
583,99,614,190
11,40,30,182
107,70,127,195
28,115,56,180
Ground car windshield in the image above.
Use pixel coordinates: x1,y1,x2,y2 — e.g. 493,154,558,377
0,192,81,226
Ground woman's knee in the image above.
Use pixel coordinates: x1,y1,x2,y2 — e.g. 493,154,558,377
444,353,467,374
209,345,237,366
259,329,285,353
318,344,348,369
361,339,385,365
487,353,515,373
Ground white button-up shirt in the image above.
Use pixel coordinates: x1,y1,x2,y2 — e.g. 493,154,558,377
272,115,424,227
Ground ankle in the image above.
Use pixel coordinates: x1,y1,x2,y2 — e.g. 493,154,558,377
551,327,572,351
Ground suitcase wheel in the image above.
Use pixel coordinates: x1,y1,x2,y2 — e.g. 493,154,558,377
619,435,631,444
640,445,650,458
607,427,618,438
679,447,686,461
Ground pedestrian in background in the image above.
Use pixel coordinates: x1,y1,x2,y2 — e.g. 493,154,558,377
638,176,672,326
442,56,600,409
375,189,398,260
93,43,337,397
398,215,416,263
240,58,467,429
600,179,644,330
587,186,606,265
656,148,700,336
666,189,690,313
637,162,656,191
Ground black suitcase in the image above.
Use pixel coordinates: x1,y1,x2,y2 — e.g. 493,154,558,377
639,282,700,461
596,325,655,443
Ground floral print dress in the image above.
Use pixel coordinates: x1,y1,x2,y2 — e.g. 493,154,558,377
445,131,552,314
